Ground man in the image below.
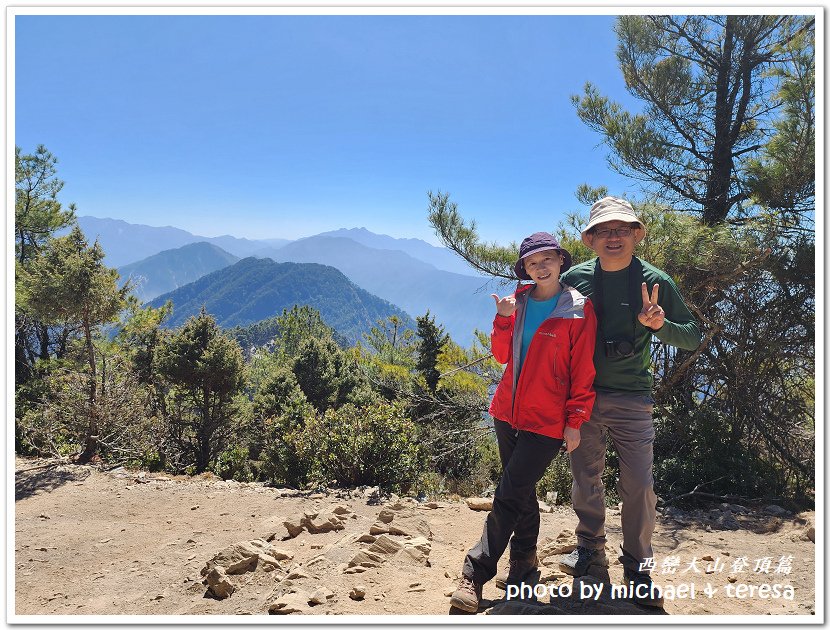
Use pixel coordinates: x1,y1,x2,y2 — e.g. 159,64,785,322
558,196,701,608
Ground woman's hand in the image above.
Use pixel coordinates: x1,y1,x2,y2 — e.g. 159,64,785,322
491,293,517,318
563,426,581,453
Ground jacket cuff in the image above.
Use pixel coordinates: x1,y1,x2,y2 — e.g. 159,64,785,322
565,415,586,430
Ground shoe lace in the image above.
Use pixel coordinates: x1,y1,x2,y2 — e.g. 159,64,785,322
459,576,478,595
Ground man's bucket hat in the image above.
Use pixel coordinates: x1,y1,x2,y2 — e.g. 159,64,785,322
514,232,572,280
581,196,647,247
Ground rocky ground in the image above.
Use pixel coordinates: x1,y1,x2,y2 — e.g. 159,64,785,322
13,457,816,619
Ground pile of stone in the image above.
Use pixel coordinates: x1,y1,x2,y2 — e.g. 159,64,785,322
201,539,294,599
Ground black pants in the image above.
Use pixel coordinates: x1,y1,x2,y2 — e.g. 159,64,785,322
462,419,563,583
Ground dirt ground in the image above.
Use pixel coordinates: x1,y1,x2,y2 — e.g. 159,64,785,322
13,457,816,619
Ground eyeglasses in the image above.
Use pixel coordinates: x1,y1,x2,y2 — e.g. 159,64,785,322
593,226,634,239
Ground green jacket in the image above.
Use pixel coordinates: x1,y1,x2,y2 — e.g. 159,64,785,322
560,256,701,394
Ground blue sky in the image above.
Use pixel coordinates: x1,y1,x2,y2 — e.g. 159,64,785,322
14,13,643,246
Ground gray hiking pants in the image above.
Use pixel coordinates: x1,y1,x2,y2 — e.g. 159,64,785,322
569,390,656,573
463,419,562,583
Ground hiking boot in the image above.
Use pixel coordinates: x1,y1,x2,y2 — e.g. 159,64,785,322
558,546,609,577
622,568,664,609
494,555,540,591
449,575,484,613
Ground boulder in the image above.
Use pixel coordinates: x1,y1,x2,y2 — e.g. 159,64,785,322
388,516,432,539
201,539,282,576
348,550,385,568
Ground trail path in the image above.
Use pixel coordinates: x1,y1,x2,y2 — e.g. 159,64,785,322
13,458,816,618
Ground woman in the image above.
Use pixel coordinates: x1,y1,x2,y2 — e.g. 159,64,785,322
450,232,597,613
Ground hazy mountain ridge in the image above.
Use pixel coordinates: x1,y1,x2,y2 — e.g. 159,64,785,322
73,216,289,267
147,257,415,344
118,242,240,302
265,236,499,345
314,227,478,277
76,215,495,343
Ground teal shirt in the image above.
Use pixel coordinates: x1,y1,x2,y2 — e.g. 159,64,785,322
518,292,561,374
560,257,701,394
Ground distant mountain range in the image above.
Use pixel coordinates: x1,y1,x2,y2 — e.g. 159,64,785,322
147,257,415,345
74,216,477,276
118,242,240,302
261,235,498,345
76,215,499,344
72,216,290,267
312,227,475,276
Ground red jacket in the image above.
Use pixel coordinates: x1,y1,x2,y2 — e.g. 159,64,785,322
488,283,597,439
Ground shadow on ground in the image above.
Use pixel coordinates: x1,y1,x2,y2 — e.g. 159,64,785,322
15,465,90,501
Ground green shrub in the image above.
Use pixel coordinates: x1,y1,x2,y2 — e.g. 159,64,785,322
537,443,620,507
301,401,425,492
214,445,255,482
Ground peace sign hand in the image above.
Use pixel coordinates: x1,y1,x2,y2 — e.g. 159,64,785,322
491,293,517,318
638,282,665,330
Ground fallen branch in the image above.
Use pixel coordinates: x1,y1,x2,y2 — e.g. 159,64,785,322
15,458,70,474
660,476,728,506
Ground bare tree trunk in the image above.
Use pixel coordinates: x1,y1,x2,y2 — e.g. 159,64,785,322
78,317,99,463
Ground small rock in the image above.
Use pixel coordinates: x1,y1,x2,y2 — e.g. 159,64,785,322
727,575,738,583
763,504,790,516
701,555,714,561
302,511,346,534
269,548,293,561
424,502,439,509
465,497,493,511
539,567,567,582
537,500,554,514
190,505,199,511
283,518,305,539
38,513,50,520
308,587,334,605
349,585,366,600
268,593,308,614
287,568,310,580
204,567,235,599
806,526,816,543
